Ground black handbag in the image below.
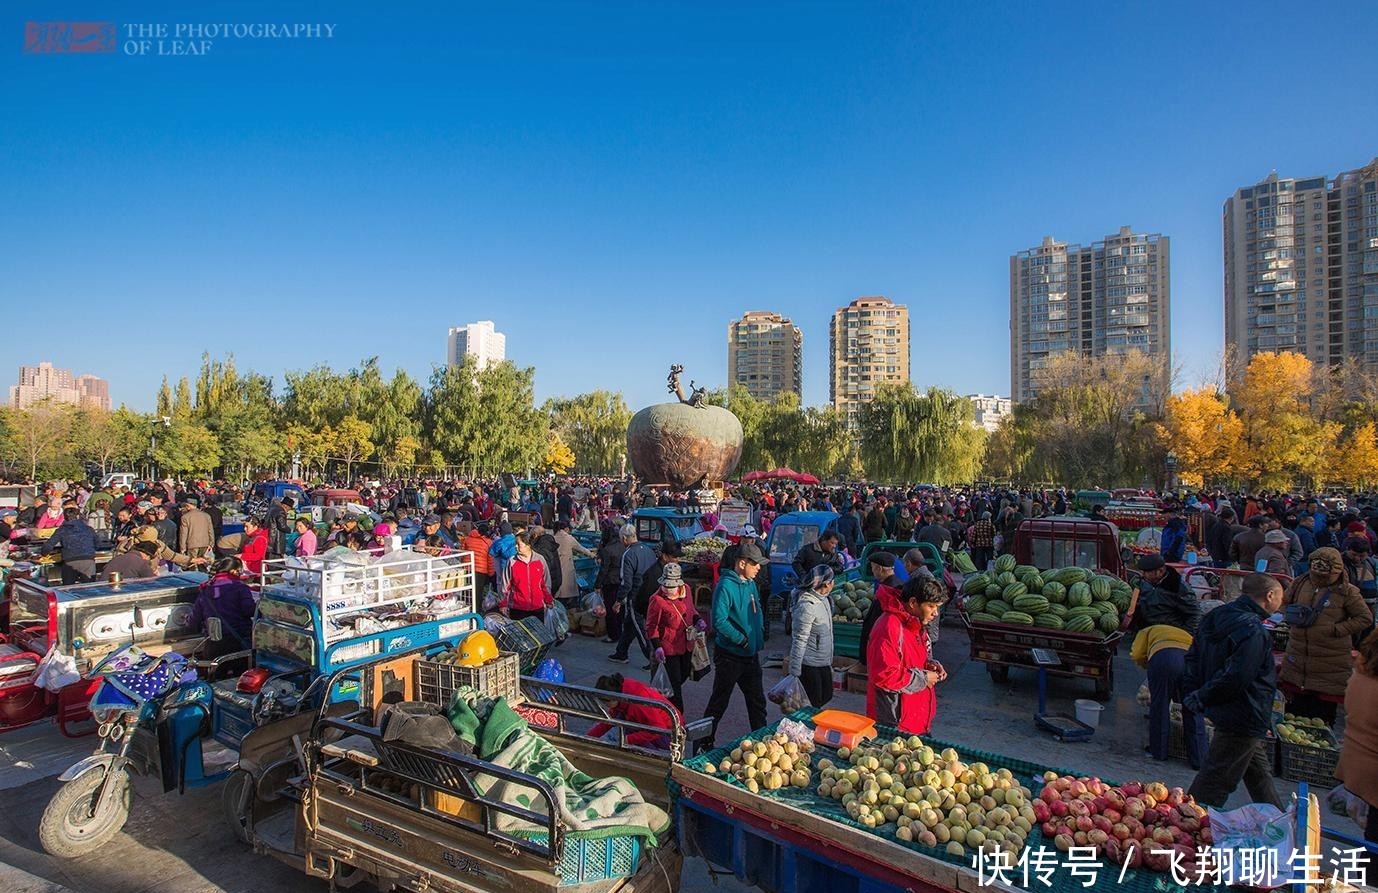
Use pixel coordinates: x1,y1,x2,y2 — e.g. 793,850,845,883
1284,589,1332,629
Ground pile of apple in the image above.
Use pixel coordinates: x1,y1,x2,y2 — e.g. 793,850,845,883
1034,774,1212,873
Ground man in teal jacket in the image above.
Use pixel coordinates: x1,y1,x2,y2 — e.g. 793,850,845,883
702,541,767,745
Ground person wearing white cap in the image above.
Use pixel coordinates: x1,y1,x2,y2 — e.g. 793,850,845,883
1255,529,1291,576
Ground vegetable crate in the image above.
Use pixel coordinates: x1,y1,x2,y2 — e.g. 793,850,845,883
1166,714,1214,763
1275,725,1341,787
415,652,521,706
833,622,862,660
495,616,557,672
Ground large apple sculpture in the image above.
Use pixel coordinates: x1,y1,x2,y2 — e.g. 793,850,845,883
626,365,743,489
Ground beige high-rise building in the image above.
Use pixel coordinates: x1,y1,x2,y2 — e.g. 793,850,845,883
8,362,110,411
1224,159,1378,368
727,311,802,400
829,296,910,428
1010,226,1170,405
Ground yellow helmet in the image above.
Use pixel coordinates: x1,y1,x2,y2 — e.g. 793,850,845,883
454,631,498,667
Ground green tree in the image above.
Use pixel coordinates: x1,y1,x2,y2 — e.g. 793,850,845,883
379,434,422,477
334,415,375,480
424,358,545,474
156,420,222,477
545,390,632,474
156,378,173,418
3,400,73,481
859,385,985,484
172,377,194,420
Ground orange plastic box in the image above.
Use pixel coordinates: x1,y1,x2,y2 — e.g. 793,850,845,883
811,709,876,750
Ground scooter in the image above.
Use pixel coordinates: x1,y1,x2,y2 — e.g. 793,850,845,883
38,616,245,857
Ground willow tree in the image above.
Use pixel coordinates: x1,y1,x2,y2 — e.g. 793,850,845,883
545,390,632,474
424,357,545,475
858,385,984,484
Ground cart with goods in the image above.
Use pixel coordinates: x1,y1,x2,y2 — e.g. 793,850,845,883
229,647,685,893
959,543,1136,700
234,548,480,746
632,507,709,548
674,707,1307,893
2,572,212,734
680,535,730,610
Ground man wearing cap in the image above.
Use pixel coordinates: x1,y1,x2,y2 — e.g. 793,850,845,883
1134,554,1199,634
100,540,161,582
703,540,767,744
0,508,17,542
178,496,215,563
1255,529,1291,576
858,551,902,665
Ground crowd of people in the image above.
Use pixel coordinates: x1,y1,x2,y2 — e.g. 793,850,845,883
4,474,1378,855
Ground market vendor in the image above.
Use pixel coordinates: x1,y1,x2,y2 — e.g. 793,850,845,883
588,673,680,750
857,551,901,665
100,540,160,582
1133,554,1199,634
867,576,947,735
187,557,257,658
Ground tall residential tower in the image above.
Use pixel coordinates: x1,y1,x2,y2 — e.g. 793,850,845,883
1224,159,1378,368
1009,226,1170,404
446,321,506,371
829,296,910,428
727,311,802,400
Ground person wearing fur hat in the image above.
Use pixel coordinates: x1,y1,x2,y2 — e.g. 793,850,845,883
1279,547,1374,726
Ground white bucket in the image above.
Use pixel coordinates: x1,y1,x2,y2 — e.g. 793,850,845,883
1074,699,1104,729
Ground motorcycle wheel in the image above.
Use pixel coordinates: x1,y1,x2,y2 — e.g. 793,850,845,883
222,768,254,845
39,770,133,857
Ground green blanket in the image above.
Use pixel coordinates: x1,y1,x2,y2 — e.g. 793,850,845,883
449,691,669,845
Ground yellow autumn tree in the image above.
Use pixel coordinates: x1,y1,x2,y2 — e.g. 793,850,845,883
1231,351,1325,489
1156,389,1243,487
1326,421,1378,489
543,431,574,475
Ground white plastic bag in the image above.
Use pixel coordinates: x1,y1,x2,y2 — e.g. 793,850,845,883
1208,801,1295,888
583,591,606,616
649,661,673,696
1327,784,1370,828
544,603,570,641
34,646,80,692
767,675,807,713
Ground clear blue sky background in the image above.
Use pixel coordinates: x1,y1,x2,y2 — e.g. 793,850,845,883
4,1,1377,412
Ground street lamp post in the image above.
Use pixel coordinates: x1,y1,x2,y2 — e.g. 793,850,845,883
149,416,171,481
1165,452,1179,494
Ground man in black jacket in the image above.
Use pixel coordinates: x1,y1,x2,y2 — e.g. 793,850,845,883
1181,573,1285,808
43,508,98,584
792,530,846,581
1133,555,1199,633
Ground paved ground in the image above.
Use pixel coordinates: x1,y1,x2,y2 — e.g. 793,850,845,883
0,614,1362,892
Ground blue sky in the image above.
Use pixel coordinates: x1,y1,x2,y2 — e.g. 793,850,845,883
4,1,1377,412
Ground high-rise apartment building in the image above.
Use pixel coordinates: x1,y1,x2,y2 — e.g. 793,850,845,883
446,321,506,371
829,296,910,427
966,394,1012,432
8,362,110,411
1009,226,1170,404
727,311,802,400
1224,159,1378,368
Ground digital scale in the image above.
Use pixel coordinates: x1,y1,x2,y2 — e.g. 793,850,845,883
1031,648,1096,742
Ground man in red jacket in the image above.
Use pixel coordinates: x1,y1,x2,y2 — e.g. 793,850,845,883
588,673,681,750
866,576,948,735
238,517,270,576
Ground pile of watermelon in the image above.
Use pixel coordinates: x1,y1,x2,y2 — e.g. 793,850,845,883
832,579,876,623
960,554,1131,635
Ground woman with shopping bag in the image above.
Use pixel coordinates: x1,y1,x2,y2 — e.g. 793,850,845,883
785,565,837,708
644,563,706,711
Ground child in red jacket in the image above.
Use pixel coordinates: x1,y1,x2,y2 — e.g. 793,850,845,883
588,673,682,750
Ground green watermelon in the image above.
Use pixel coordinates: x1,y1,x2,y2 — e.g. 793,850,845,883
985,600,1011,618
963,573,991,594
1098,612,1121,634
844,607,863,621
1019,573,1044,593
1014,565,1040,578
994,554,1017,573
1042,581,1067,603
1033,614,1065,630
966,594,988,614
994,571,1017,588
1065,614,1096,634
986,583,1004,599
1090,577,1113,601
970,612,1001,624
1002,581,1028,601
834,595,855,611
1066,606,1101,619
1057,567,1090,585
1044,603,1068,618
1068,582,1093,607
1001,611,1034,625
1012,594,1049,614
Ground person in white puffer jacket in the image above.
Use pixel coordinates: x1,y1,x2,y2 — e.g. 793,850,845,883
787,565,837,708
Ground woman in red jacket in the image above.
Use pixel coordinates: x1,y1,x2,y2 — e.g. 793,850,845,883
866,576,948,735
503,531,553,621
643,563,707,711
238,517,270,577
588,673,682,750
